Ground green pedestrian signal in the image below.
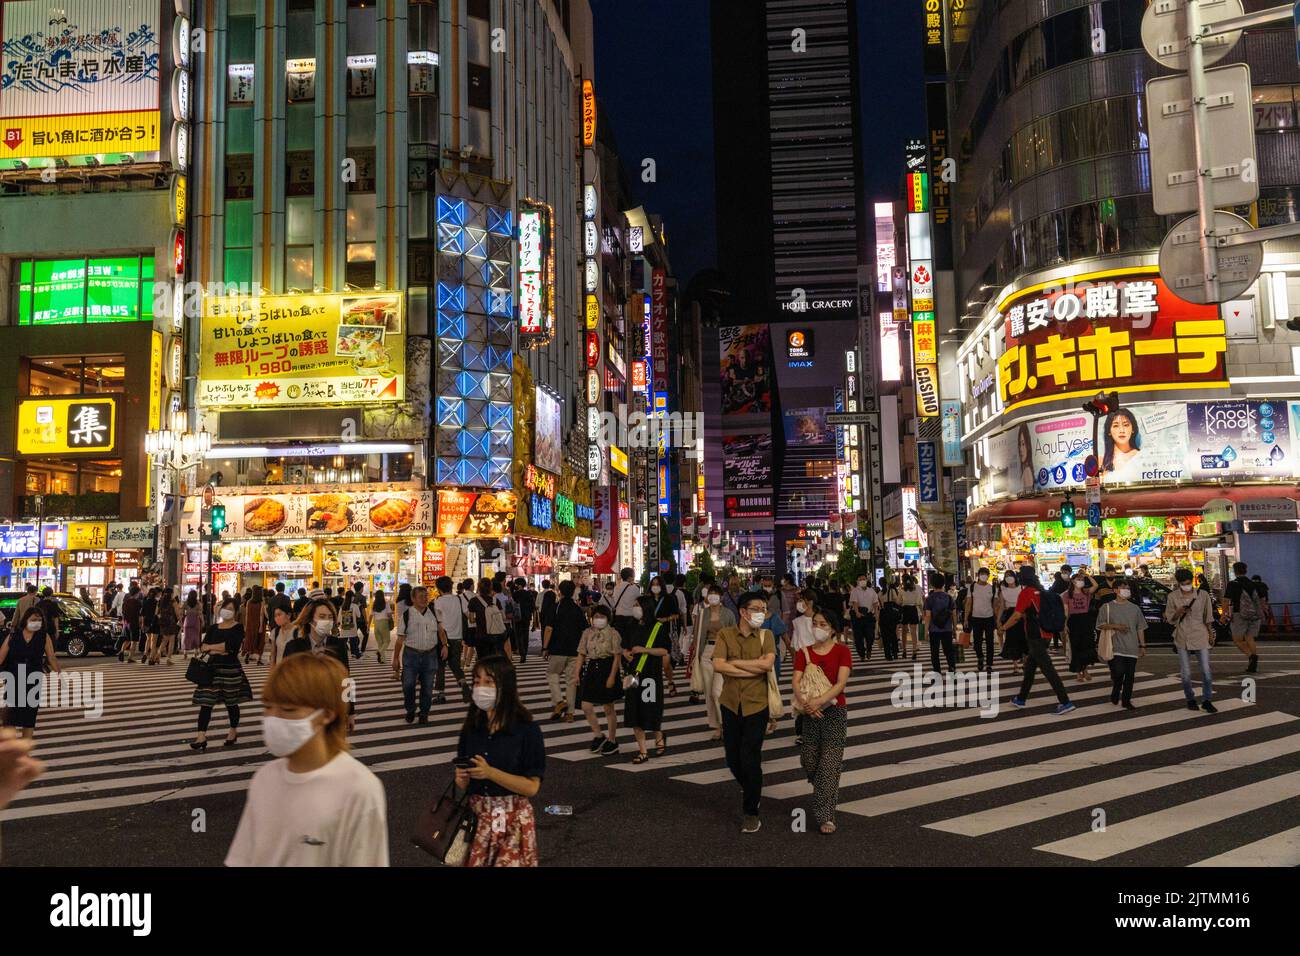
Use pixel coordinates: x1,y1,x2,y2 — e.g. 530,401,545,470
1060,499,1076,528
211,504,226,534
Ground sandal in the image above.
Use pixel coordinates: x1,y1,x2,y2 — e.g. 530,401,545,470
655,734,668,756
631,753,650,764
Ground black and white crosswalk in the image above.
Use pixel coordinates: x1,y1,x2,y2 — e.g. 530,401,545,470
546,642,1300,866
8,643,1300,866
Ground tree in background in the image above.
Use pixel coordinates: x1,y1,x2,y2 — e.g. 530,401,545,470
685,548,715,598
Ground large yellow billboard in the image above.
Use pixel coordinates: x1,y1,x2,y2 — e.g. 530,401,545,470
198,292,406,408
0,1,162,161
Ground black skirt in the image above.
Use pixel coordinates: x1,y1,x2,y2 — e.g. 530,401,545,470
901,605,920,625
623,666,665,731
1067,614,1098,671
577,656,622,705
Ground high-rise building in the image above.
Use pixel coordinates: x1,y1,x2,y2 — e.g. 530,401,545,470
711,0,867,572
940,1,1300,593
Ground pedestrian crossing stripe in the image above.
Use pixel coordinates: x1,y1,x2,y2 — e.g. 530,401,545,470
7,647,1300,868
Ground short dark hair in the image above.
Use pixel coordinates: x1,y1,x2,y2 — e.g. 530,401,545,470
435,576,453,594
1233,561,1248,576
738,591,768,614
1174,568,1194,584
276,582,285,592
620,567,634,581
559,579,576,598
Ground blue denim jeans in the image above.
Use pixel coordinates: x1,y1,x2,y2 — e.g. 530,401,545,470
402,646,438,716
1178,646,1213,702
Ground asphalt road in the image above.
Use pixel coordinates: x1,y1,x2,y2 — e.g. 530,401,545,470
5,640,1300,867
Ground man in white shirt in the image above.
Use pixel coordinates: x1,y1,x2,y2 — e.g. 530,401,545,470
848,576,880,661
393,586,440,724
432,576,470,704
964,568,998,674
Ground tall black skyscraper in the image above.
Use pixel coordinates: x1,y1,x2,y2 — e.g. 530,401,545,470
712,0,867,570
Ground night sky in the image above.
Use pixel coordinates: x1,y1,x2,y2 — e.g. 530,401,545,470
591,0,926,287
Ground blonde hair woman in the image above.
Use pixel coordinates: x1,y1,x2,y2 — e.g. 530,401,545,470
226,654,388,866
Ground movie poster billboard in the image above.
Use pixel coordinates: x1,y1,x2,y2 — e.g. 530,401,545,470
723,433,773,490
1188,399,1293,480
720,325,773,414
783,407,831,445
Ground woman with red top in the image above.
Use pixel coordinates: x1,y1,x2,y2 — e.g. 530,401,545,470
792,608,853,834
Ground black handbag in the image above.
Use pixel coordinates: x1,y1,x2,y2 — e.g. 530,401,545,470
185,652,214,687
412,782,477,865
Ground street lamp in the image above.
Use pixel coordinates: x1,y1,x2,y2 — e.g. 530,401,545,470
145,409,211,586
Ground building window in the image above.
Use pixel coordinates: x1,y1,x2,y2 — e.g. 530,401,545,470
13,257,154,326
27,355,127,395
24,460,122,496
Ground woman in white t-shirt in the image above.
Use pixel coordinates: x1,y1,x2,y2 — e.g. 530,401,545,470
996,571,1025,673
226,653,388,867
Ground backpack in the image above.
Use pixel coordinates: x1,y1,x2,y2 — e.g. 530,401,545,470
1038,588,1065,633
1238,586,1263,623
1022,592,1044,641
929,592,952,630
497,592,518,625
484,602,506,635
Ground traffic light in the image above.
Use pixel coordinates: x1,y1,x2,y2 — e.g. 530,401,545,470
210,504,226,534
1082,390,1120,418
1060,498,1076,528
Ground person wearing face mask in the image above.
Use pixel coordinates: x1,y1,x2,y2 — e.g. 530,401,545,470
622,595,670,762
1166,567,1217,712
454,655,545,866
267,605,296,667
1096,579,1146,710
648,577,680,696
666,574,690,678
575,607,623,755
690,585,736,734
283,599,350,668
226,653,388,866
0,608,61,738
712,593,778,834
963,568,997,673
923,573,958,674
997,570,1026,673
792,609,852,834
190,598,253,750
789,591,818,745
896,574,924,660
1000,567,1076,715
878,576,902,661
393,586,441,725
1065,572,1099,682
848,574,880,662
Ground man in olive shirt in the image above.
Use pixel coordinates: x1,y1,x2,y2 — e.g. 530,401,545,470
713,591,777,834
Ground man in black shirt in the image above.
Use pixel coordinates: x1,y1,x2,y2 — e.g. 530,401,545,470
266,582,293,625
1225,562,1263,673
512,578,537,664
291,587,308,616
538,579,557,636
542,579,586,720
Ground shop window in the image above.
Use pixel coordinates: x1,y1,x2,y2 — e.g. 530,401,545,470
14,257,154,326
28,356,127,395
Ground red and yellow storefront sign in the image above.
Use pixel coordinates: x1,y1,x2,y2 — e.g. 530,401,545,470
997,269,1228,412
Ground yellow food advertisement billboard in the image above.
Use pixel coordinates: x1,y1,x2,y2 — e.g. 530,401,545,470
198,292,405,407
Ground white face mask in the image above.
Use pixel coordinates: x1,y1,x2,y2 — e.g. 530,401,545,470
26,619,41,632
1180,583,1194,592
262,710,322,758
592,617,609,629
1118,589,1131,600
472,687,497,711
707,594,721,606
219,608,235,621
631,607,643,620
651,586,661,595
812,626,831,642
1004,578,1016,587
747,612,766,628
314,618,332,635
796,601,807,613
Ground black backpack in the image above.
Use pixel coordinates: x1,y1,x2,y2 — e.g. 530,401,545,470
1038,588,1065,633
930,592,953,630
